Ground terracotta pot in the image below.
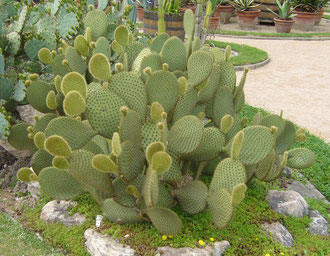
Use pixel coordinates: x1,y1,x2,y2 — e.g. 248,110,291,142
236,9,261,29
179,4,196,13
293,10,318,31
274,18,294,33
315,9,324,25
209,16,220,30
214,5,234,24
137,6,144,21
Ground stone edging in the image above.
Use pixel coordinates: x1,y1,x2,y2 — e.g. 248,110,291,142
234,57,270,71
220,34,330,41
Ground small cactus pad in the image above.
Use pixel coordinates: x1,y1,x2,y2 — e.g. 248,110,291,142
210,158,246,193
44,135,72,157
88,53,111,81
168,115,203,154
231,183,247,207
144,207,183,235
17,168,33,182
8,123,36,151
174,181,208,215
286,148,315,169
103,198,144,223
39,167,84,200
208,188,234,229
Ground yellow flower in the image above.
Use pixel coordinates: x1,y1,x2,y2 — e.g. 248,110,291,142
169,235,173,238
265,254,271,256
255,238,259,241
210,237,215,242
198,240,205,246
162,235,167,241
280,253,284,255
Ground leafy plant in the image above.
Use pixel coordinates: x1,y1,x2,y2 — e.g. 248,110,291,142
9,9,315,236
230,0,259,12
291,0,327,12
267,0,296,20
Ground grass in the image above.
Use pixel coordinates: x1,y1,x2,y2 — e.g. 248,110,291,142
208,40,269,66
0,211,64,256
323,14,330,19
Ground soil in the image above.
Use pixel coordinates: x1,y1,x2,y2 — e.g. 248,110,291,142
219,16,330,34
216,35,330,142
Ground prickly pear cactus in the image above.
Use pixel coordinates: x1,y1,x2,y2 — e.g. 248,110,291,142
10,9,315,236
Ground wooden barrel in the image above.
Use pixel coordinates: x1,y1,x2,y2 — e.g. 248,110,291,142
143,11,185,40
255,0,283,23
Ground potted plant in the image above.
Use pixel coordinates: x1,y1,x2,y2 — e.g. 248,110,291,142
214,0,235,24
267,0,296,33
291,0,323,30
143,0,186,39
231,0,261,29
315,0,328,24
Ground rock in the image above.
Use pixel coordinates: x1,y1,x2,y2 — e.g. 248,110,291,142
213,241,231,256
13,181,28,196
0,139,30,159
262,222,294,247
16,105,42,125
287,180,327,201
157,241,230,256
27,181,41,198
307,210,328,236
84,228,134,256
157,247,211,256
267,190,309,217
40,200,85,226
282,166,293,178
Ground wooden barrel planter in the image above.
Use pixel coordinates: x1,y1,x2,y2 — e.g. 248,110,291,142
143,11,185,40
254,0,282,23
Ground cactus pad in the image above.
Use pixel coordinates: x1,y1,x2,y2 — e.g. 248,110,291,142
187,50,213,88
286,148,315,169
8,123,35,151
83,10,108,41
160,37,187,71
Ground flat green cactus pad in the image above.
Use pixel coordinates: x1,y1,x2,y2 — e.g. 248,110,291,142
210,158,246,193
231,183,247,207
161,149,182,181
236,126,274,165
31,149,54,175
175,181,208,215
61,72,87,99
119,109,142,142
218,61,236,92
144,207,183,235
8,123,36,151
83,9,108,41
143,168,159,208
139,53,163,82
103,198,144,223
145,70,179,115
45,117,96,149
63,91,86,117
109,72,147,119
93,36,111,59
71,150,113,194
33,113,57,133
26,81,56,113
184,127,225,161
168,115,203,154
198,64,221,103
211,47,225,64
172,87,198,122
157,184,175,209
65,46,87,75
118,140,144,181
141,120,161,151
150,33,170,53
113,175,144,207
213,86,234,128
287,148,315,169
39,167,84,200
275,120,296,154
255,149,275,181
260,114,285,138
86,89,127,138
187,50,213,88
208,188,234,229
126,42,145,70
52,54,70,77
160,36,187,72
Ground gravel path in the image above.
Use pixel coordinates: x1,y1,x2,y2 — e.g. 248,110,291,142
217,36,330,142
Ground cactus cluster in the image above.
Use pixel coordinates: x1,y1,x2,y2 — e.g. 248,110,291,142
8,9,315,235
0,1,139,139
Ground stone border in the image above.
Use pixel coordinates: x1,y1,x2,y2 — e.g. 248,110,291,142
220,34,330,41
234,57,270,71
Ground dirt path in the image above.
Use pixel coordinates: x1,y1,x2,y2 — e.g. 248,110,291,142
217,36,330,142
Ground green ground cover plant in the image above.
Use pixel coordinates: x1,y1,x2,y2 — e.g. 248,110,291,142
0,211,64,255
